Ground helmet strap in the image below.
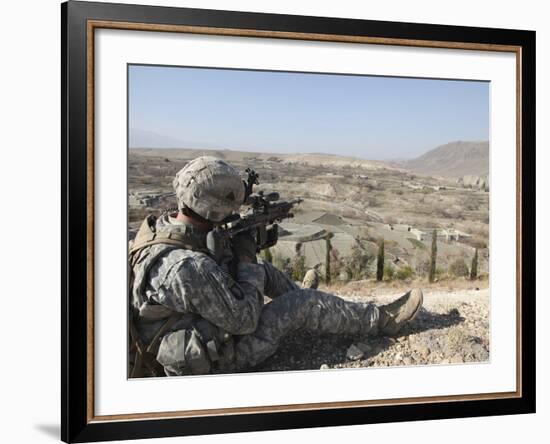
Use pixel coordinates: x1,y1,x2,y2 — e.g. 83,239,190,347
178,206,213,231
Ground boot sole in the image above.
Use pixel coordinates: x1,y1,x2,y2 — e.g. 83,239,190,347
381,288,423,336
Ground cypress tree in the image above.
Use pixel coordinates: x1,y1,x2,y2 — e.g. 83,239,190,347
291,254,306,282
376,238,385,281
429,229,437,283
470,248,478,280
325,236,332,285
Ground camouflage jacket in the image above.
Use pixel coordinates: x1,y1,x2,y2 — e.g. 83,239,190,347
130,213,268,375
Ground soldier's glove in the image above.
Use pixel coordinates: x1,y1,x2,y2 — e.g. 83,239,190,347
232,231,258,264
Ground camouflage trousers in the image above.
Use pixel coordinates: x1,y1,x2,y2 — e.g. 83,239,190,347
227,262,381,369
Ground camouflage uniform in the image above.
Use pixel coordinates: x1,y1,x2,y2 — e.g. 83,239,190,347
130,213,380,376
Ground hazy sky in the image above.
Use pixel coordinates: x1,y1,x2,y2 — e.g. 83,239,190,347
128,64,489,160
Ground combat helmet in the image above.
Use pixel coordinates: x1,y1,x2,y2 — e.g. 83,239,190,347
173,156,245,222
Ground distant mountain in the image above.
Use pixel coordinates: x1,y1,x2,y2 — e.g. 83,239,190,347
130,147,390,171
129,129,186,148
130,129,230,151
404,141,489,177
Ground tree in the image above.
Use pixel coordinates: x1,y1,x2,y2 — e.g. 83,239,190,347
384,263,395,280
325,235,333,285
271,251,286,272
429,229,437,283
329,248,344,282
396,265,414,280
344,243,370,281
449,258,469,277
290,242,307,282
376,238,385,281
259,248,273,263
291,254,307,282
470,248,479,280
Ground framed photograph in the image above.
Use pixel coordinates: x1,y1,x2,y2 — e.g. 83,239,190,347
61,1,535,442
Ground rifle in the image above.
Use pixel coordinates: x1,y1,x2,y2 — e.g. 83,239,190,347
206,168,302,261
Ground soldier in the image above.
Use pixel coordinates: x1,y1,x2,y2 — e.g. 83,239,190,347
129,156,423,377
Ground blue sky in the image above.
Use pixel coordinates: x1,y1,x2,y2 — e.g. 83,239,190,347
128,64,489,160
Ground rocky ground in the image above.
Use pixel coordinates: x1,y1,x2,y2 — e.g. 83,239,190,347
253,281,490,372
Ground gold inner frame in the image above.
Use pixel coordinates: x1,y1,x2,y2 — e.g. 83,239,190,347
85,19,523,423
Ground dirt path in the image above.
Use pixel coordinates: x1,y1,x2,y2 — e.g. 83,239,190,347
254,284,490,372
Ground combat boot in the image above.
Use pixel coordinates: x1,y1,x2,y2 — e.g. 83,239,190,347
378,289,423,336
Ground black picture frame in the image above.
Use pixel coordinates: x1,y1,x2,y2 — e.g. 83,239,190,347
61,1,536,442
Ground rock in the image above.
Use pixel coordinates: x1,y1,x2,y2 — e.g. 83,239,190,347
320,364,329,370
467,343,489,361
449,308,460,317
450,354,464,364
394,352,403,362
417,344,430,358
346,344,365,361
403,357,413,366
